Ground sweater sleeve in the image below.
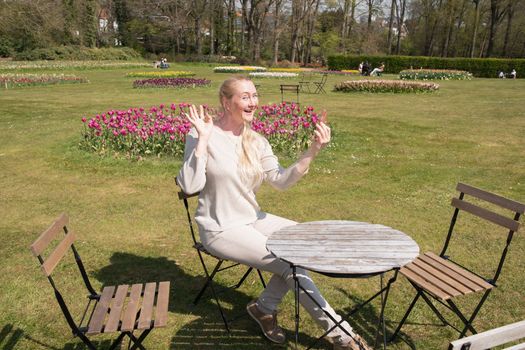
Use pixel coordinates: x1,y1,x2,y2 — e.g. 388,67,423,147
260,137,308,191
176,128,207,194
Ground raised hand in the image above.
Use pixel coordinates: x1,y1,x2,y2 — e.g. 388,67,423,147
186,104,213,140
313,110,330,150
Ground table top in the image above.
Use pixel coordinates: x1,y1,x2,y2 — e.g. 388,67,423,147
266,220,420,277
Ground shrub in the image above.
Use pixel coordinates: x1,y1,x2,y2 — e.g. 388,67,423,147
328,55,525,78
334,80,439,93
399,69,472,80
0,38,13,58
13,46,143,61
79,102,325,159
132,78,211,89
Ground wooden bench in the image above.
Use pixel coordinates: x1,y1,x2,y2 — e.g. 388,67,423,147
30,213,170,349
449,320,525,350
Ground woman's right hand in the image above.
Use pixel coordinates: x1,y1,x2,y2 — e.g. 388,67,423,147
187,104,213,140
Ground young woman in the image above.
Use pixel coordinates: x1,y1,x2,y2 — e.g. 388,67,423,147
177,76,370,350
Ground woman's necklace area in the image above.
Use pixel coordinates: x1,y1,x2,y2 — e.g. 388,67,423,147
215,121,242,148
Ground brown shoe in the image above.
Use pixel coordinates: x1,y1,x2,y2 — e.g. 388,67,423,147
246,300,286,344
333,333,372,350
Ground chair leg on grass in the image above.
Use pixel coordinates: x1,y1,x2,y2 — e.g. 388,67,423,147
389,291,422,342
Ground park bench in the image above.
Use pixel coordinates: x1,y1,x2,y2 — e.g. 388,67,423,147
30,213,170,349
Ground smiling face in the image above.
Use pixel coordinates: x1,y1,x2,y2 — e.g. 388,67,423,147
223,80,259,124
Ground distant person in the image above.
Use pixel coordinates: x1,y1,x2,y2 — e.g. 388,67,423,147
498,71,505,79
510,69,517,79
370,63,385,77
362,61,371,76
358,62,363,75
160,58,169,69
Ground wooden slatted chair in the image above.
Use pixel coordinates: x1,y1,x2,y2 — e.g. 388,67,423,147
30,214,170,350
175,180,266,333
449,319,525,350
390,183,524,341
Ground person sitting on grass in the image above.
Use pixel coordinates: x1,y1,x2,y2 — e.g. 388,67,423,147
370,63,385,77
177,76,371,350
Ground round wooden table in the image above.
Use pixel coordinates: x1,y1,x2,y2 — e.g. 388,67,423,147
266,220,420,349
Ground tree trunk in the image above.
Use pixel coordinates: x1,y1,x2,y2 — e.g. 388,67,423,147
387,0,396,54
470,0,480,58
395,0,406,54
502,0,514,57
273,0,282,65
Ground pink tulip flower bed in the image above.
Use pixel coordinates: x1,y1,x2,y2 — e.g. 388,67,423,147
132,77,211,89
80,102,324,159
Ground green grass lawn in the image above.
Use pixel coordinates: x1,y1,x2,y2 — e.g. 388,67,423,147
1,63,524,349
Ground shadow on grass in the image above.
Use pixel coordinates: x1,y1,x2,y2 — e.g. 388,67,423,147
0,324,23,350
93,252,336,350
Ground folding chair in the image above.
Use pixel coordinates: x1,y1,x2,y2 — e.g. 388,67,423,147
299,72,312,93
313,73,328,94
30,213,170,350
175,180,266,333
390,183,524,341
449,319,525,350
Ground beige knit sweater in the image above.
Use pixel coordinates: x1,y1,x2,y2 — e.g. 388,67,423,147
177,126,308,232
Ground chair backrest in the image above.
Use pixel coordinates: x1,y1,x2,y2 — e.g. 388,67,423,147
448,319,525,350
30,214,98,333
317,73,328,84
175,178,200,246
440,183,524,284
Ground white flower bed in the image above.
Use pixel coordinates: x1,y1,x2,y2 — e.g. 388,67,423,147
249,72,299,78
213,66,267,73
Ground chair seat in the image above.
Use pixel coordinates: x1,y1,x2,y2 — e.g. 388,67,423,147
400,252,493,300
86,281,170,335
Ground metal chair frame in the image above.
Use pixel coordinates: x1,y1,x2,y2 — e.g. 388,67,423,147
390,183,524,342
30,214,169,350
313,73,328,94
176,182,266,333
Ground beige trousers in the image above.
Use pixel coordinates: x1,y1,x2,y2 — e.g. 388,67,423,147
199,212,354,344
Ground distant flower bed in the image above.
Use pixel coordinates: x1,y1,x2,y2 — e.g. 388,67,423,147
334,80,439,93
268,68,305,72
213,66,267,73
399,69,472,80
341,70,360,74
312,70,358,75
0,60,150,71
126,71,195,78
0,73,88,88
249,72,298,78
80,102,324,159
132,77,210,89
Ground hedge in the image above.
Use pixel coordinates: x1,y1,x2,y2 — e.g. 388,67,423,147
13,46,143,61
328,55,525,78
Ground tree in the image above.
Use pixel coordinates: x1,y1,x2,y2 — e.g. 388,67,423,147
83,0,98,47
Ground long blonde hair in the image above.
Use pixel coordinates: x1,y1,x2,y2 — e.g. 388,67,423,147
219,77,264,189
